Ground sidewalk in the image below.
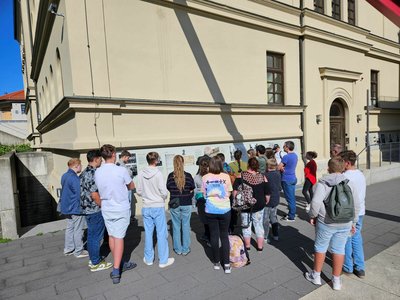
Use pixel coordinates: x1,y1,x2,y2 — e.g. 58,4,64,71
0,178,399,300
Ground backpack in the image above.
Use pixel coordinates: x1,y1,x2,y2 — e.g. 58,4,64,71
232,179,257,211
229,234,250,268
324,179,355,223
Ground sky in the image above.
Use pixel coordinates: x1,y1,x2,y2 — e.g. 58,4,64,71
0,0,23,96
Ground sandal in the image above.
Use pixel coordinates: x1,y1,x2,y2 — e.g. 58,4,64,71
121,261,137,273
110,271,121,284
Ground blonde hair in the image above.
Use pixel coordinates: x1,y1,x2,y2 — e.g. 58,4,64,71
267,158,277,169
68,158,81,168
173,155,185,192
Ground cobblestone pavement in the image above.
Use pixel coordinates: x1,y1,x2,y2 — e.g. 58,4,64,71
0,178,399,300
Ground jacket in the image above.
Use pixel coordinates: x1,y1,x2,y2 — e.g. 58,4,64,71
60,168,82,215
137,166,168,208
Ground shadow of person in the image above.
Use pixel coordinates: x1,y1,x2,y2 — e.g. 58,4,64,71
190,211,213,261
121,221,144,263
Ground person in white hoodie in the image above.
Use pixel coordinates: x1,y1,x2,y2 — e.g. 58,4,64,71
305,157,360,291
136,152,174,269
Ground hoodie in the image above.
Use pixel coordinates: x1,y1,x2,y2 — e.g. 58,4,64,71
309,173,360,226
136,166,168,208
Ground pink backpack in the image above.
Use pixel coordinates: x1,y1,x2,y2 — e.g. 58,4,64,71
229,235,250,268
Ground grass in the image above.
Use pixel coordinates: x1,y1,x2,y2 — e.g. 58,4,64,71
36,232,43,236
0,238,12,243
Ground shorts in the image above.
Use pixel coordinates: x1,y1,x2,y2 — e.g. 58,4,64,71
102,209,131,239
314,221,351,255
241,210,264,238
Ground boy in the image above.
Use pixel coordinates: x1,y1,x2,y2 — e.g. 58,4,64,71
305,157,359,290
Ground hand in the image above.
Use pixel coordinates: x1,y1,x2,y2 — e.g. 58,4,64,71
309,218,316,226
351,225,356,235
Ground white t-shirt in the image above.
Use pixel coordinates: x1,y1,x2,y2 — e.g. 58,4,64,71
95,163,132,212
344,169,366,216
275,151,286,165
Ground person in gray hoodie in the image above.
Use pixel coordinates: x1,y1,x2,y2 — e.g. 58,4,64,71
305,157,360,291
136,152,174,269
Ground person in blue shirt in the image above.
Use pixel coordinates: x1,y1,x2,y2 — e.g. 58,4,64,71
60,158,88,258
278,141,298,221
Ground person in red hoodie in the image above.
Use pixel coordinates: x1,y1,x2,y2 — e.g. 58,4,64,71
303,151,318,212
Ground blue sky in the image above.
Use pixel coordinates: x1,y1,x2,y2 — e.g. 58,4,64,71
0,0,23,96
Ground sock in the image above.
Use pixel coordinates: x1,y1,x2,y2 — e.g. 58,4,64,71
112,267,120,275
332,275,340,281
313,270,321,277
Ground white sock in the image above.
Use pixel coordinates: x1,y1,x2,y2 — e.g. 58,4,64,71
313,270,321,277
332,275,340,281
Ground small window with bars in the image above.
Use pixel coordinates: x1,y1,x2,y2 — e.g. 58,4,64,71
267,53,284,105
348,0,356,25
314,0,324,14
332,0,341,20
371,70,379,106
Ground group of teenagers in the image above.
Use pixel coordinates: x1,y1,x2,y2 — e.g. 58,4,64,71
59,142,366,290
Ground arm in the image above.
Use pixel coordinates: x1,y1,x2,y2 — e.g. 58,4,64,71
308,182,326,219
127,181,135,191
90,192,101,207
157,172,168,200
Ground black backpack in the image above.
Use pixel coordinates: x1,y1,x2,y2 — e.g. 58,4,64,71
324,179,355,223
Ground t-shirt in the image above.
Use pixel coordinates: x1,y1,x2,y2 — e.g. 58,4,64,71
80,165,100,214
281,152,298,182
166,171,195,206
95,163,132,212
265,170,281,207
229,160,247,176
256,156,267,174
304,159,317,185
201,173,232,214
344,169,366,216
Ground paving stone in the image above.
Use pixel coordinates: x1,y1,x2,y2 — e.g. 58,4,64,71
247,265,301,293
158,258,209,282
55,271,101,294
2,244,43,261
54,289,82,300
363,242,387,260
136,274,199,300
101,273,168,300
254,286,300,300
25,268,85,292
218,262,273,288
0,284,26,299
5,263,68,287
281,274,320,296
0,261,48,280
366,222,399,237
11,285,57,300
0,259,23,272
371,232,400,247
86,295,107,300
212,283,262,300
169,279,228,300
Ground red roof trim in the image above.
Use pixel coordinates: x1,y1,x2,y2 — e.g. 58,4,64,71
0,90,25,101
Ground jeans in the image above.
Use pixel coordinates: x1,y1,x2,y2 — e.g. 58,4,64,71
170,205,192,254
142,207,169,264
206,211,231,265
86,211,105,265
302,178,314,204
263,206,279,238
343,215,365,272
282,179,297,219
241,210,264,238
64,214,86,256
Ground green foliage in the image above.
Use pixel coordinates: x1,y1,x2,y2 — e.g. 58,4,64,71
0,144,32,156
0,238,12,243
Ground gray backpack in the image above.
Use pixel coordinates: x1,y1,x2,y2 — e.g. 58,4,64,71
324,179,355,223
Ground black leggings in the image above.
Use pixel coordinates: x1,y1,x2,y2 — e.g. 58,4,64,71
206,212,231,265
302,178,314,204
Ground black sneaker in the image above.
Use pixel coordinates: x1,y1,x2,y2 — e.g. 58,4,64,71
353,269,365,278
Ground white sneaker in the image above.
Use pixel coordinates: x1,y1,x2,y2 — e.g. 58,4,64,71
224,264,231,274
75,250,89,258
213,263,220,270
305,204,311,212
332,276,342,290
305,271,322,285
159,258,174,268
143,257,153,266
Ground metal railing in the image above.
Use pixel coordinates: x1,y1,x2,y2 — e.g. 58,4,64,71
357,142,400,169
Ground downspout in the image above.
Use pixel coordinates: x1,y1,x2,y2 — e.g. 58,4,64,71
299,0,307,165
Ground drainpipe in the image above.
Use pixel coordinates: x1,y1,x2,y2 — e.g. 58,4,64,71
299,0,307,165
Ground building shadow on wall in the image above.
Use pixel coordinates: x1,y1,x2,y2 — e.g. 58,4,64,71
14,154,60,234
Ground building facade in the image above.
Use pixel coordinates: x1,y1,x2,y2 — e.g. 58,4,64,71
13,0,400,204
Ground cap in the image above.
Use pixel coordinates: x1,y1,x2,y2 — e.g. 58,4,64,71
196,154,210,165
272,144,280,150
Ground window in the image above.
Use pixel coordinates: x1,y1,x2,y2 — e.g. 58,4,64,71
21,104,26,114
332,0,341,20
314,0,324,13
348,0,356,25
267,53,284,105
371,70,379,107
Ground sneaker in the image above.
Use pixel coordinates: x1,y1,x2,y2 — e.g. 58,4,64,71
342,269,353,276
75,250,89,258
264,238,271,244
224,264,231,274
206,242,212,248
159,258,174,268
200,235,209,242
64,250,74,256
143,257,153,266
282,216,295,222
353,269,365,279
332,276,342,290
88,260,93,267
305,204,311,212
182,250,191,256
305,271,322,285
121,261,137,272
90,260,113,272
213,263,220,270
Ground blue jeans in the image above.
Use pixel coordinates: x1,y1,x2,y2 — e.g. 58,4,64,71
343,215,365,272
170,205,192,254
282,179,297,219
86,211,105,265
142,207,169,264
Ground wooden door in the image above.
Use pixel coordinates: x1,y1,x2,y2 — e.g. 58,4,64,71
330,100,345,148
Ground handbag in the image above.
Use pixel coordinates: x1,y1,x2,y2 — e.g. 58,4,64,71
168,197,180,209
